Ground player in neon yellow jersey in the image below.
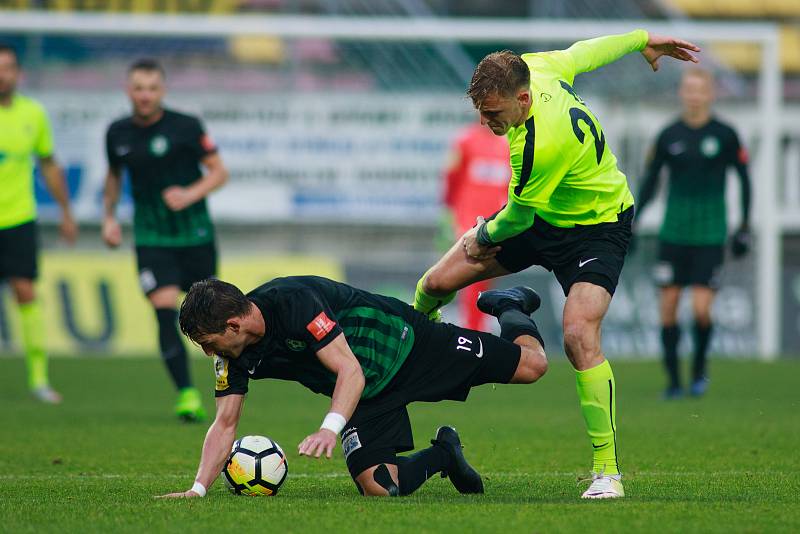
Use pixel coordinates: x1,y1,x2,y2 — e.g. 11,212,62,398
413,30,700,499
0,44,77,403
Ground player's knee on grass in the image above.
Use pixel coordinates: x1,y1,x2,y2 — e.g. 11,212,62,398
354,464,399,497
510,344,548,384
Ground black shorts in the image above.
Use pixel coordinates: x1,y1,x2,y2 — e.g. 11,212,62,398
0,221,38,280
654,241,724,289
341,322,521,478
135,242,217,295
488,206,633,296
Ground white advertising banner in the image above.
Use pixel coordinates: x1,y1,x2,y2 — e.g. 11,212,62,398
31,91,476,224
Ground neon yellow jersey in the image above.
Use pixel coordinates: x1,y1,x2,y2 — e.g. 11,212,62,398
0,94,54,229
505,30,647,228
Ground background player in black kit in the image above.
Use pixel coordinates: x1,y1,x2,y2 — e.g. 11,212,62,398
635,68,751,399
102,58,229,421
157,276,548,498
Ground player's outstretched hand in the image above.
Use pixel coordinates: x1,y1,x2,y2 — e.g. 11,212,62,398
155,490,202,499
101,216,122,248
641,34,701,72
298,429,337,459
162,185,198,212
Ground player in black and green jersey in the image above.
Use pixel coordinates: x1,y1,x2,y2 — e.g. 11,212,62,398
412,30,701,498
0,44,78,404
635,68,751,399
157,276,548,498
102,58,229,421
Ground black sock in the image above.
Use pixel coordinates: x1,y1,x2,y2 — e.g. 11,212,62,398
693,321,712,381
396,445,450,496
156,308,191,390
661,325,681,389
498,309,545,349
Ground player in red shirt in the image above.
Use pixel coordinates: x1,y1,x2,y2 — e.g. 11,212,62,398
442,122,510,330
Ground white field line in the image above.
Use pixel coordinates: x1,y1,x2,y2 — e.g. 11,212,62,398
0,470,791,481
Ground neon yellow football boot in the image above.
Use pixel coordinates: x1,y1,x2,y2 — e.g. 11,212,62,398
175,387,206,422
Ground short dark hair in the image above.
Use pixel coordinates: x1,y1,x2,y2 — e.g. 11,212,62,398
467,50,530,107
179,279,251,341
0,43,19,65
128,57,165,78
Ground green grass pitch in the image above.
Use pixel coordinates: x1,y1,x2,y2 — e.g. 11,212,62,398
1,357,798,533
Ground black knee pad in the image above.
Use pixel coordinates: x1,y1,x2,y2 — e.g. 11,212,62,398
372,464,399,497
499,309,545,349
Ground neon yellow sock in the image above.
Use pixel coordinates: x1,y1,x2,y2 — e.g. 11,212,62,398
575,359,619,475
20,300,48,390
413,270,455,318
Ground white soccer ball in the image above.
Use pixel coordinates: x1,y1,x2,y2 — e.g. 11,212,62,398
222,435,288,496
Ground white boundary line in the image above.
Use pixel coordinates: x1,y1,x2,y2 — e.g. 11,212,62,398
0,470,790,480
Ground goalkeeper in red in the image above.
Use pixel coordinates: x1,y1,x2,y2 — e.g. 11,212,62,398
413,30,700,499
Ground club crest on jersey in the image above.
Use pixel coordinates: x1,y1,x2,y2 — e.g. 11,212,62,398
701,136,720,158
285,339,307,351
306,311,336,341
149,135,169,157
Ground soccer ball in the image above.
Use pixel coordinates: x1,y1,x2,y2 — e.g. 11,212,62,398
222,435,288,496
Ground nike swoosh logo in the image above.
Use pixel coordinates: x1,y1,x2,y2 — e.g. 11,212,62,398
578,258,598,268
248,367,256,375
476,338,483,359
592,442,608,449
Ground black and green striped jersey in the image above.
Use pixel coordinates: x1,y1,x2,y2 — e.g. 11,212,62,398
637,117,751,245
214,276,427,400
105,108,217,247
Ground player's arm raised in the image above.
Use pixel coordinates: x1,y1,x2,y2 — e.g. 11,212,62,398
156,393,244,498
162,152,229,212
298,333,365,459
562,30,699,77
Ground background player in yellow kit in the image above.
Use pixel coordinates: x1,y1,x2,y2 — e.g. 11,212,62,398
0,44,77,404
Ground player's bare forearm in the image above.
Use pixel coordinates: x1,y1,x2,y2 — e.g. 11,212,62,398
39,156,72,216
329,361,365,422
101,169,124,247
318,335,364,422
194,394,243,489
156,394,243,499
299,334,364,459
188,153,229,201
103,169,122,219
40,156,78,243
194,419,237,489
162,154,228,211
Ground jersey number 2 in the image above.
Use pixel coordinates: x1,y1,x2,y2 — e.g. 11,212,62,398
560,81,606,164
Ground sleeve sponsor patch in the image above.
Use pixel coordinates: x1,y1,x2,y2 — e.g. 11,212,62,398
214,355,229,391
738,147,749,165
200,134,217,152
306,311,336,341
